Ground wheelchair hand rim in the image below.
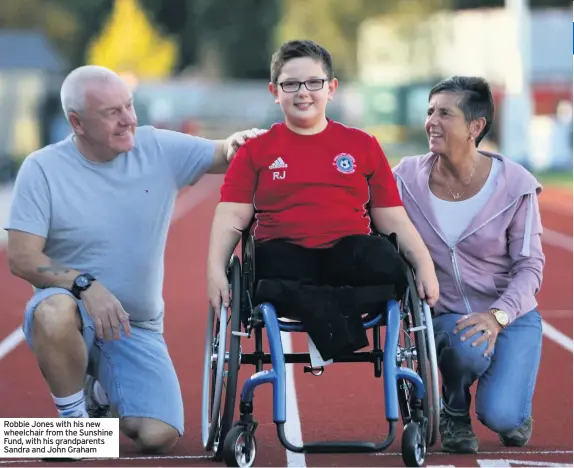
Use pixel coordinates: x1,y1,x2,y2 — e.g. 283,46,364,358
422,300,440,447
201,303,228,449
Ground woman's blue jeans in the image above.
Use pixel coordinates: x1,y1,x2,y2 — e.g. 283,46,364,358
432,309,543,433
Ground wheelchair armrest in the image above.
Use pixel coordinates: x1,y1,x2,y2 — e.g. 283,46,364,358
372,230,423,279
372,230,399,254
387,232,399,252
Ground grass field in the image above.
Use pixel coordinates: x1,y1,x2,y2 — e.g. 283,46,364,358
534,170,573,189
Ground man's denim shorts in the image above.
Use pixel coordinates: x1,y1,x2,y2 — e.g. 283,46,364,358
22,287,184,436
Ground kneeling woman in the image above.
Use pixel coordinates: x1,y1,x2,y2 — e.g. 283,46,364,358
393,75,544,454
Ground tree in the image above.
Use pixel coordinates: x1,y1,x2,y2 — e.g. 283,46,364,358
86,0,178,78
138,0,196,72
190,0,280,79
140,0,280,78
47,0,115,70
276,0,447,80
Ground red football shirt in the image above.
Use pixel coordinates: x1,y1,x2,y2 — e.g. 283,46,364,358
220,120,402,248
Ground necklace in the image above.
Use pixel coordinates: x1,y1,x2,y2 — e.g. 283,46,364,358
444,156,478,200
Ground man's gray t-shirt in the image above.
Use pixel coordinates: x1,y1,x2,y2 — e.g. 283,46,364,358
4,125,216,332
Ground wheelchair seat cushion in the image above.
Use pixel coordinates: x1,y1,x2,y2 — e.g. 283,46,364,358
254,279,396,360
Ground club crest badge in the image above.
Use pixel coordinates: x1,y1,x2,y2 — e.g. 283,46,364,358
333,153,356,174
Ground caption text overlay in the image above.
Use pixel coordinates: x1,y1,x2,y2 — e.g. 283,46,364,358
1,418,119,458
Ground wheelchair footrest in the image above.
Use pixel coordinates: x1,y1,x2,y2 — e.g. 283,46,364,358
301,441,378,454
277,420,397,454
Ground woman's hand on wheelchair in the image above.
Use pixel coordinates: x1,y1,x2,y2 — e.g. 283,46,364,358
207,267,230,317
416,265,439,307
454,312,502,357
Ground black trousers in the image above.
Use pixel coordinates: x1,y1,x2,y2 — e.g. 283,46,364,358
253,234,408,360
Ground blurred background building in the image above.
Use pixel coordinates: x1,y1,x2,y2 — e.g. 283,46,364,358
0,0,571,182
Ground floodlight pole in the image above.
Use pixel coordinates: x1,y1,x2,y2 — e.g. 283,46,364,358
499,0,533,167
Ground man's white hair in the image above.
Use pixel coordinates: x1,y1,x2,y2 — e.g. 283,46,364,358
60,65,123,121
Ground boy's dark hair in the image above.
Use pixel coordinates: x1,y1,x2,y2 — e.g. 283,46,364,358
270,40,334,84
429,76,494,146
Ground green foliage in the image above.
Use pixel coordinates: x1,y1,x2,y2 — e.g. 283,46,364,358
139,0,280,78
47,0,114,70
2,0,568,78
139,0,196,71
206,0,280,79
275,0,448,80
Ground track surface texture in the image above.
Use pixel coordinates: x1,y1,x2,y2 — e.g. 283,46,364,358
0,176,571,467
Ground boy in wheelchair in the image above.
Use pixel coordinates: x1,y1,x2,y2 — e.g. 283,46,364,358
207,40,439,361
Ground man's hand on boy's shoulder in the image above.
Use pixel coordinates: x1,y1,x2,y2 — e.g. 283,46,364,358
225,128,268,162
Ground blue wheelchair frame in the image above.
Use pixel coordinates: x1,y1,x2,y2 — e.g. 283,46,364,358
238,299,425,453
207,229,437,467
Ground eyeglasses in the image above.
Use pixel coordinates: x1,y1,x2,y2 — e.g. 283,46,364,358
277,78,329,93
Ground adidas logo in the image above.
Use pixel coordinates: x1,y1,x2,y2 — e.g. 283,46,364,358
269,157,288,170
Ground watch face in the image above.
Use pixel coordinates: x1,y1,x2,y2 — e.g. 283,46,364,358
495,310,509,325
76,276,89,288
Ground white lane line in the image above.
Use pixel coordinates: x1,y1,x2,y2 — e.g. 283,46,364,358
0,450,570,465
0,455,211,465
537,229,573,353
542,228,573,251
542,320,573,352
0,449,570,464
0,178,222,362
371,449,573,457
540,309,572,318
281,331,306,467
477,460,571,467
0,328,24,360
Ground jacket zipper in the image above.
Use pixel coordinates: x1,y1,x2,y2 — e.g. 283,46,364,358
395,174,532,315
395,175,474,312
450,246,472,314
448,197,529,315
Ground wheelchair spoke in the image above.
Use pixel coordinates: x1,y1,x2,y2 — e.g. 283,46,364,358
396,279,438,447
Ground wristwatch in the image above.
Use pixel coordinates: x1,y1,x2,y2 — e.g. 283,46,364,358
71,273,96,299
489,308,509,328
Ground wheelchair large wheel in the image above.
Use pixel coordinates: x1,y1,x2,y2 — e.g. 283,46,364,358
397,267,440,447
421,296,440,447
201,255,243,459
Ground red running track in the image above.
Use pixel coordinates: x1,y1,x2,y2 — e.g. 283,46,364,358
0,180,571,467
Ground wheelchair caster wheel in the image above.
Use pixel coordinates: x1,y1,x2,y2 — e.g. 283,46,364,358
222,425,257,467
401,421,426,467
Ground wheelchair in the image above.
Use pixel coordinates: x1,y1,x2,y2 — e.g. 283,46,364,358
201,228,440,467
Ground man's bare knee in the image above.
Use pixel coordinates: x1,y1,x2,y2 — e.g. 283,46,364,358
120,418,179,454
33,295,81,343
30,294,87,397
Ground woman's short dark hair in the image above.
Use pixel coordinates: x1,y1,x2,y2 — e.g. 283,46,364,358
429,76,494,146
